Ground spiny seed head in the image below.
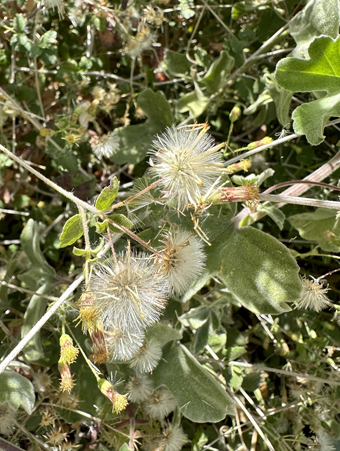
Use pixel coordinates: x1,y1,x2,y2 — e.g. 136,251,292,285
295,276,332,312
144,387,177,420
127,374,154,403
130,340,162,373
159,229,206,295
87,251,169,334
149,124,224,210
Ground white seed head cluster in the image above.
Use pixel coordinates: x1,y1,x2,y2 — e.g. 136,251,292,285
149,124,224,210
87,251,169,361
127,374,154,403
144,387,177,420
159,229,206,295
130,339,162,373
295,276,332,312
160,424,187,451
0,403,17,436
44,0,64,16
91,132,119,159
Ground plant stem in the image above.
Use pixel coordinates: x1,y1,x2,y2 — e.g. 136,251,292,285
0,274,84,375
259,193,340,210
0,143,159,254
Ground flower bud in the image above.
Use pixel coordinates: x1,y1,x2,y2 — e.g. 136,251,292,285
59,334,79,365
58,358,75,393
229,105,241,123
247,136,273,150
226,159,251,174
216,185,260,203
98,378,128,414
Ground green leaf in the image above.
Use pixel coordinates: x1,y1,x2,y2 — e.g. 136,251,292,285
108,214,133,233
179,306,210,329
289,0,340,58
177,85,209,118
258,204,285,230
276,36,340,145
14,14,26,33
0,370,35,414
146,323,182,347
207,227,301,314
201,50,235,94
20,219,56,284
21,283,53,362
265,74,292,127
163,50,191,76
152,344,234,422
95,177,119,211
289,208,340,252
59,214,84,248
110,89,173,165
118,444,132,451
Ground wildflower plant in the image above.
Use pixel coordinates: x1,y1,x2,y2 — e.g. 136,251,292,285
3,0,340,450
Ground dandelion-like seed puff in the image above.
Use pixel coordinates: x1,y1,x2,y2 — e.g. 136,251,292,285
295,276,332,312
159,229,206,295
88,252,169,334
149,124,225,210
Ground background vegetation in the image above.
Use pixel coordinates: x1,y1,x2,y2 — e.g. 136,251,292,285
2,0,340,450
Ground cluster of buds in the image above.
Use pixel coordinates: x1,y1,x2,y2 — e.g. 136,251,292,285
58,334,79,393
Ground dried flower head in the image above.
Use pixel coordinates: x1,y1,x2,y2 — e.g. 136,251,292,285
33,371,53,395
91,131,119,159
57,392,79,409
149,124,225,210
126,24,156,58
144,387,177,420
0,403,17,436
295,276,332,312
87,251,169,335
159,229,206,295
130,340,162,373
128,374,154,403
159,424,187,451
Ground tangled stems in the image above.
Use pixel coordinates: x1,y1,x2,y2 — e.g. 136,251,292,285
0,143,159,256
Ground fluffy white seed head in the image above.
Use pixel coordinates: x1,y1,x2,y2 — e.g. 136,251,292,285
105,327,145,361
0,403,17,436
44,0,64,16
144,387,177,420
130,340,162,373
149,124,224,210
160,424,187,451
295,276,332,312
91,132,119,159
88,251,170,334
159,229,206,295
127,374,154,403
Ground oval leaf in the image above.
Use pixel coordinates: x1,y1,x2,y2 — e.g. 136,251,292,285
95,177,119,211
152,344,234,423
207,227,301,314
107,214,133,233
0,370,35,414
59,214,83,248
